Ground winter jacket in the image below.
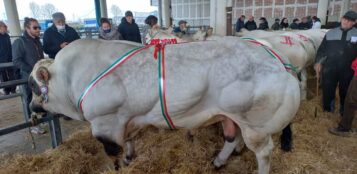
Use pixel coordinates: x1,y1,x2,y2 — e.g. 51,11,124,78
316,27,357,70
271,22,280,30
236,18,245,32
43,24,80,58
289,23,299,30
118,17,142,43
312,21,322,29
298,22,310,30
258,22,269,30
99,26,122,40
244,21,257,31
12,32,44,74
0,33,12,63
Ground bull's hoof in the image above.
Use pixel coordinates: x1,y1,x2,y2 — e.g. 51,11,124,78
114,159,120,170
212,160,225,170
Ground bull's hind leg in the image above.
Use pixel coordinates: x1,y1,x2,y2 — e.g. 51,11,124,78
213,117,240,169
242,127,273,174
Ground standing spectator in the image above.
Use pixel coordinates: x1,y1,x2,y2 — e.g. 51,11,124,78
258,17,269,30
142,15,159,43
244,16,257,31
314,11,357,115
235,15,245,32
289,18,300,30
311,16,322,29
12,17,45,134
329,58,357,136
118,11,141,43
43,12,80,59
299,17,310,30
271,18,280,30
174,20,188,34
0,21,16,95
280,18,289,30
99,18,122,40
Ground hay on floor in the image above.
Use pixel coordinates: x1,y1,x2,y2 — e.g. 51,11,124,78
1,80,357,174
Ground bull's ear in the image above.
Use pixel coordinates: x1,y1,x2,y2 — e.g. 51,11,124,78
36,66,51,83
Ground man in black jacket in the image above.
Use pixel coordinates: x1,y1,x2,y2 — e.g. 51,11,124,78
12,17,45,134
118,11,141,43
244,16,257,31
0,21,16,95
315,11,357,115
43,12,80,59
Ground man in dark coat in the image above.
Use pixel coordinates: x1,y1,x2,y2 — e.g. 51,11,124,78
12,17,46,134
43,12,80,59
0,21,16,95
235,15,245,32
289,18,300,30
118,11,142,43
315,11,357,116
244,16,257,31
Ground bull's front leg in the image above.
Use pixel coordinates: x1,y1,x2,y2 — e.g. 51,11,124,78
90,114,129,170
300,69,308,100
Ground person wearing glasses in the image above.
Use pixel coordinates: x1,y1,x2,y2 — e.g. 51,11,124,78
12,17,45,134
43,12,80,59
0,21,16,95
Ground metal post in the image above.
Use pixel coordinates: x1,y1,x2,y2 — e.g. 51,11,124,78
48,114,62,148
3,0,22,37
94,0,102,26
158,0,163,27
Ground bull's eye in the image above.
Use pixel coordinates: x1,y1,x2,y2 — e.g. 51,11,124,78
29,77,41,96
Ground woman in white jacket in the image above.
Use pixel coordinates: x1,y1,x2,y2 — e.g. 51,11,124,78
312,16,321,29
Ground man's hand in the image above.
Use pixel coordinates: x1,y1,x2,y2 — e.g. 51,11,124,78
60,42,68,48
314,63,321,78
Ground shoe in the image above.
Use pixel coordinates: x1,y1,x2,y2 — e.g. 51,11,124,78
31,126,46,134
328,127,355,137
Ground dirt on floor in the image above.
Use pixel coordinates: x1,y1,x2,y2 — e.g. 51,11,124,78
0,75,356,174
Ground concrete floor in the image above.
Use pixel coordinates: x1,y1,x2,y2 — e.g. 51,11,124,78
0,96,89,156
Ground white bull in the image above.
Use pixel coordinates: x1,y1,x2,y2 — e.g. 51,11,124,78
29,38,300,174
241,29,326,99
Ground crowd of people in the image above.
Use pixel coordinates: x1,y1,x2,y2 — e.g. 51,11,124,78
1,10,357,137
235,15,321,32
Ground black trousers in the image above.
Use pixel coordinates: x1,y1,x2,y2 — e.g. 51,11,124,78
0,68,16,94
322,66,354,114
338,76,357,130
21,71,32,119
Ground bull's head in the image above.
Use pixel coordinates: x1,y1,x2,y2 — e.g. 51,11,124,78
29,59,55,114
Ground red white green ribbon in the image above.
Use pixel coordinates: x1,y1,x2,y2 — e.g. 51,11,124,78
154,44,176,129
77,43,176,129
242,37,297,72
77,46,149,112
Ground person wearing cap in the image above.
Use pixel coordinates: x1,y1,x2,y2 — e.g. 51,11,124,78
289,18,300,30
315,10,357,117
258,17,269,30
118,11,141,43
271,18,280,30
43,12,80,59
0,21,16,95
174,20,188,34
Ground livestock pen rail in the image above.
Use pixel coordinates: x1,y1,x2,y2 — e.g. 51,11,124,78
0,62,62,148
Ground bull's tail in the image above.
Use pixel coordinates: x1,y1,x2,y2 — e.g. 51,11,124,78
280,123,292,152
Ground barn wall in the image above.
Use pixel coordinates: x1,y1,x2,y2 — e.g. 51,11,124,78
171,0,211,27
233,0,319,24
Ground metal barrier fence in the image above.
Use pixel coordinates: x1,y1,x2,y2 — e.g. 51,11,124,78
0,62,62,148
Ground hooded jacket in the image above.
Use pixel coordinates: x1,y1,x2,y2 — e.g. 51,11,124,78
12,32,44,73
118,17,142,43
